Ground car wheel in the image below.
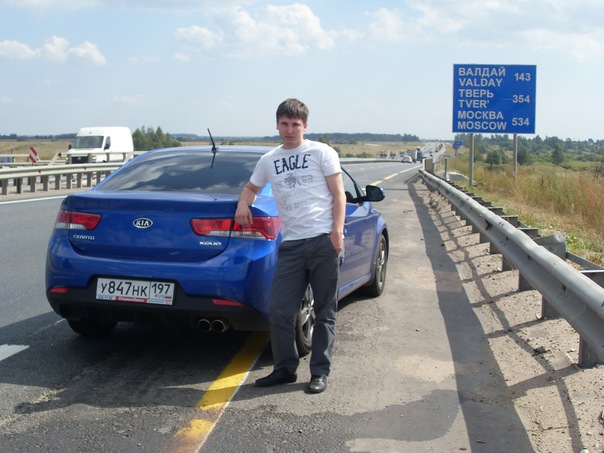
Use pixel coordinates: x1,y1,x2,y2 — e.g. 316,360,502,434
295,285,315,357
67,318,117,337
363,234,388,297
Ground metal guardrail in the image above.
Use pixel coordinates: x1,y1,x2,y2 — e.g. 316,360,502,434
0,163,121,196
420,169,604,368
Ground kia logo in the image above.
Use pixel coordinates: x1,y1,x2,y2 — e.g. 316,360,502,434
133,217,153,229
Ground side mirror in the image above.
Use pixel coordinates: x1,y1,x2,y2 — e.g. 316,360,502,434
364,185,385,202
345,191,356,204
104,136,111,150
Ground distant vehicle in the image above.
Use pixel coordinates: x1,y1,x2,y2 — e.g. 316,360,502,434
45,145,389,355
67,127,134,164
402,156,413,163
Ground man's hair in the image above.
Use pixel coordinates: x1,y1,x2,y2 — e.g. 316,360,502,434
276,98,309,123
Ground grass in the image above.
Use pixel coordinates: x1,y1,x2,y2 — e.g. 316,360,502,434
448,150,604,266
0,139,71,161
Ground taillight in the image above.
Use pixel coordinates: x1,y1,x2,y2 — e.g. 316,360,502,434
190,217,281,240
212,298,244,307
54,209,101,230
49,287,69,294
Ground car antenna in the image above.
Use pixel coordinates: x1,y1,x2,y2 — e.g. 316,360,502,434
208,128,218,169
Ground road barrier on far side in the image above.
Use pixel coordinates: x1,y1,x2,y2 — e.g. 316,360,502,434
420,169,604,368
0,163,122,196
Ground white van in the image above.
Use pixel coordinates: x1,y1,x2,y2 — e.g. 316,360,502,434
67,127,134,164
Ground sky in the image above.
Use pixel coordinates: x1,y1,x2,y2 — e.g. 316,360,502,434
1,0,603,141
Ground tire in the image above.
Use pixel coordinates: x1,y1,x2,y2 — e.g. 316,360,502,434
363,234,388,297
295,285,315,357
67,318,117,337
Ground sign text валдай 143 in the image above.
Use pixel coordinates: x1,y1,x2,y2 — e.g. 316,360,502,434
453,64,536,134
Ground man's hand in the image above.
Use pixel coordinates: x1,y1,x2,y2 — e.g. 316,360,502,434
235,182,261,226
235,204,253,226
329,230,343,255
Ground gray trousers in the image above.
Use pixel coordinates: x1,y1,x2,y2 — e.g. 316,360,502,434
269,233,339,377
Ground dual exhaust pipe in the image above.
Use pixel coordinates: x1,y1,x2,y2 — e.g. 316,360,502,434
197,318,230,333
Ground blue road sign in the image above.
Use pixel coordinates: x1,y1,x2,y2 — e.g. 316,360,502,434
453,64,536,134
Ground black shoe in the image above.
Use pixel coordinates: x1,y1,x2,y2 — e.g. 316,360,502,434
308,375,327,393
255,368,297,387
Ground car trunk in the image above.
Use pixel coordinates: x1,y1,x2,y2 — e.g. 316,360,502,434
62,191,238,262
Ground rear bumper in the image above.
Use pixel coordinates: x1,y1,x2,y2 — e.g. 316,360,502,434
46,283,270,332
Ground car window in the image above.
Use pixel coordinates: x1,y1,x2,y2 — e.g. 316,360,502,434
98,151,260,194
342,168,362,203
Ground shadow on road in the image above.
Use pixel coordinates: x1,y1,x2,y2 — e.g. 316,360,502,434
406,174,535,452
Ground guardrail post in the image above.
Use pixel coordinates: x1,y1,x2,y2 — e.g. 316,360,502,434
500,216,519,271
533,233,567,319
487,207,505,255
578,269,604,367
578,338,599,368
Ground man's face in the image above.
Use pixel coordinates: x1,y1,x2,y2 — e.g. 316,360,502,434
276,116,307,149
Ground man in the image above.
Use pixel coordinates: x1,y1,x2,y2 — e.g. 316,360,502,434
235,98,346,394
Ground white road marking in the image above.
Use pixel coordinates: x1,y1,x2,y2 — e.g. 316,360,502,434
0,195,66,206
0,344,29,362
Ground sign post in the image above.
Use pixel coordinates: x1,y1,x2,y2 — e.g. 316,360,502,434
452,64,536,183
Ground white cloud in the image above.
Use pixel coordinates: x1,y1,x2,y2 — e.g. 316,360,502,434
0,95,15,105
175,25,223,52
175,3,336,58
173,53,190,62
40,35,69,62
68,41,107,65
365,0,604,61
0,36,107,65
520,29,603,61
0,40,38,60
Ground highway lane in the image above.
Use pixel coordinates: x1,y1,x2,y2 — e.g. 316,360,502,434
0,161,532,452
0,196,64,329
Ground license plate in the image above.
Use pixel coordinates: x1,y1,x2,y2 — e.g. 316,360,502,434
96,278,175,305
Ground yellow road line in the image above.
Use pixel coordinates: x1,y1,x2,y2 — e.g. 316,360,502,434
372,165,419,186
164,332,269,453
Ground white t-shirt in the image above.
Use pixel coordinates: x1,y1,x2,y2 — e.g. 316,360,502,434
250,140,341,241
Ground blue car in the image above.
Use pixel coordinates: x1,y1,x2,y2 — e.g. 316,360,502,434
45,146,388,355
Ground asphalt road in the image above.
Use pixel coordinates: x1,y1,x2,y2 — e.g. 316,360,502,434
0,162,533,452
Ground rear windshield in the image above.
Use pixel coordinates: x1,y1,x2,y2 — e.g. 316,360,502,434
98,150,261,194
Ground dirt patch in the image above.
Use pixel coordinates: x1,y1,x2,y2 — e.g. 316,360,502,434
417,179,604,453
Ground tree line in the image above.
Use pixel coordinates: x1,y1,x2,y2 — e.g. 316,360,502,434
132,126,181,151
454,133,604,169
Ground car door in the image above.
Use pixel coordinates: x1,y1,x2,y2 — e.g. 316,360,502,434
338,169,379,296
